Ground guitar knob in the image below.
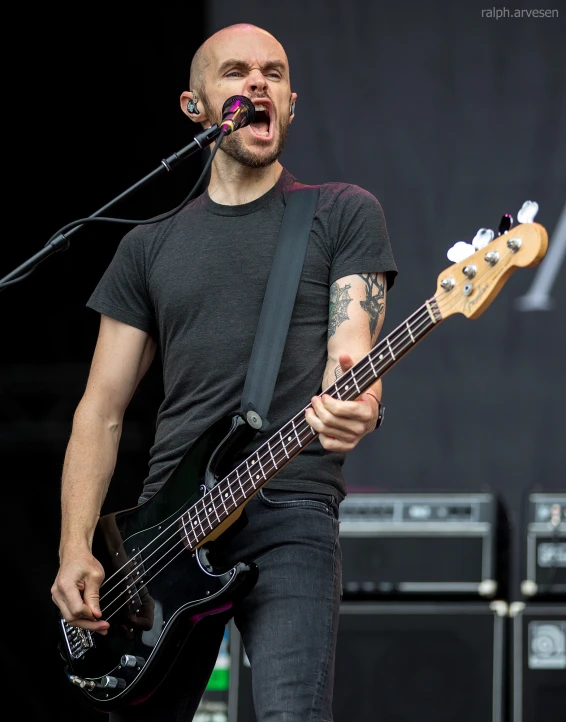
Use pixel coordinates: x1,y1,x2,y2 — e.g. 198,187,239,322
517,200,539,224
121,654,145,668
100,675,127,689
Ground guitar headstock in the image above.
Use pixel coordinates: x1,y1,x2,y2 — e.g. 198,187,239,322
435,202,548,320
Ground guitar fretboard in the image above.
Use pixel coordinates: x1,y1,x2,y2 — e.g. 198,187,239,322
179,298,442,547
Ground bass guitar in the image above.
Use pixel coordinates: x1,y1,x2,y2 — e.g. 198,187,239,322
58,202,548,711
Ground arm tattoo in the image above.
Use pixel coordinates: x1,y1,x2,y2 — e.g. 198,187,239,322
358,273,386,341
328,282,352,339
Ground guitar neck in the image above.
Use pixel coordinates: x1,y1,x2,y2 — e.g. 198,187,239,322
184,296,443,546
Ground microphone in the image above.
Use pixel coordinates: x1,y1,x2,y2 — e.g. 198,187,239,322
220,95,256,135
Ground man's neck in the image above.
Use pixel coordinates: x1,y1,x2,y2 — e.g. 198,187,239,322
207,155,283,206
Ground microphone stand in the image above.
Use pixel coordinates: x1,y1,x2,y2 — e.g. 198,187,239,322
0,124,222,289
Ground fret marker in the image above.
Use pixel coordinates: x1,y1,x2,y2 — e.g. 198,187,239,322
193,521,197,527
379,354,384,360
208,507,212,512
345,384,349,390
251,460,255,465
224,493,229,499
256,474,260,480
288,436,292,441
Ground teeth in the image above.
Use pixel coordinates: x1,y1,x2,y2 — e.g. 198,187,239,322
253,104,267,112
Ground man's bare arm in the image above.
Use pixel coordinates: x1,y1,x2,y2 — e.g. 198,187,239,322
60,314,156,551
306,273,387,452
52,314,156,630
323,272,386,395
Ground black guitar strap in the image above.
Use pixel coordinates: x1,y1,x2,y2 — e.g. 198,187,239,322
240,182,320,432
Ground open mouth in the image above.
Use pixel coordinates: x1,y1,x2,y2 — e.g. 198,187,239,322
248,101,273,141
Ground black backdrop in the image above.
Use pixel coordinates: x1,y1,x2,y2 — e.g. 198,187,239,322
3,2,565,721
4,4,206,721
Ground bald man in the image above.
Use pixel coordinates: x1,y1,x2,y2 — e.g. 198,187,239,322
51,23,397,722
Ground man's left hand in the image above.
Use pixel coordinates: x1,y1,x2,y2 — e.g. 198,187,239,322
305,354,380,452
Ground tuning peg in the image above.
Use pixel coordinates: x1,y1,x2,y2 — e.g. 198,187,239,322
498,214,513,235
472,228,495,250
447,241,475,263
517,200,539,224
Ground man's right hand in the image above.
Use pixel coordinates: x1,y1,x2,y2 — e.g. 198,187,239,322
51,550,110,635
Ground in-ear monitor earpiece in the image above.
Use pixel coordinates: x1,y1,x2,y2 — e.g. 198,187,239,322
187,93,200,115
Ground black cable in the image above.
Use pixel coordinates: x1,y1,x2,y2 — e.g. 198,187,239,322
1,267,38,288
0,129,227,289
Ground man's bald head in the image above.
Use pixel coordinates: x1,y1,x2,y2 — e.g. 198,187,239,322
182,23,296,169
189,23,289,95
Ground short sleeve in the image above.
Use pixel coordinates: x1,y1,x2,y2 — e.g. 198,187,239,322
328,185,398,290
86,225,156,336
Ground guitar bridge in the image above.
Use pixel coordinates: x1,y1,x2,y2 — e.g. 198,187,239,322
61,618,94,659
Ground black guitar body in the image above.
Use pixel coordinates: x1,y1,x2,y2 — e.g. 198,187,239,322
58,413,259,712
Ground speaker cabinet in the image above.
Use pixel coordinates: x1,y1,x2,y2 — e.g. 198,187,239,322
338,492,507,599
520,492,566,599
228,601,507,722
510,601,566,722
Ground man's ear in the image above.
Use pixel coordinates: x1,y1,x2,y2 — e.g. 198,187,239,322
180,90,210,125
289,92,298,122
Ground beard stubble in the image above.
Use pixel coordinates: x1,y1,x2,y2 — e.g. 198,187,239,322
201,91,290,169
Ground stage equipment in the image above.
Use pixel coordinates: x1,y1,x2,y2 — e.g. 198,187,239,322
520,492,566,599
509,601,566,722
338,492,507,599
227,602,508,722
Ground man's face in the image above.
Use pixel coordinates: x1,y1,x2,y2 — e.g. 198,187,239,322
198,30,296,168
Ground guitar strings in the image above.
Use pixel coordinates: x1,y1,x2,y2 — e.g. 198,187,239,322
98,247,514,619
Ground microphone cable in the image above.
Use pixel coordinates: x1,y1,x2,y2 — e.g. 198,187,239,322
1,127,228,289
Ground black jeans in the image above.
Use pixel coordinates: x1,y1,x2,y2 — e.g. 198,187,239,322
110,488,342,722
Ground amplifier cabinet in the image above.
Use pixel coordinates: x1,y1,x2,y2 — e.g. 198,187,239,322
510,601,566,722
227,601,507,722
338,492,506,599
520,492,566,599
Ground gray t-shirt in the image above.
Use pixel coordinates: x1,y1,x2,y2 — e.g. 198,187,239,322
87,168,397,501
